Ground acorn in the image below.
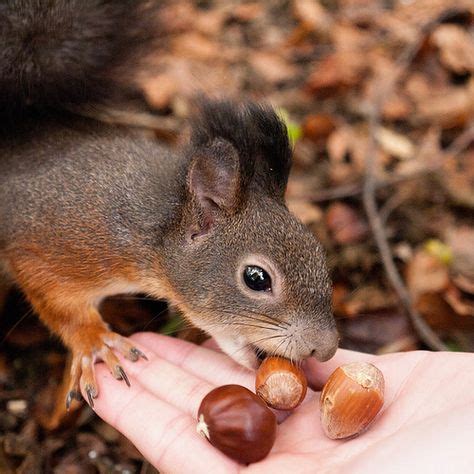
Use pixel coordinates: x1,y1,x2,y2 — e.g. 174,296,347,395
197,384,277,464
320,362,384,439
255,357,307,410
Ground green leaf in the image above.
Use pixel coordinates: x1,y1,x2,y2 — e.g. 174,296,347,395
277,108,302,145
424,239,453,265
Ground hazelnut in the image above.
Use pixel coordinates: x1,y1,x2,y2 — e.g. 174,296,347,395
197,384,277,464
256,357,307,410
320,362,384,439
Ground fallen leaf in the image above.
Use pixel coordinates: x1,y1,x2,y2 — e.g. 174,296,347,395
232,3,263,22
287,199,323,225
327,125,386,183
444,284,474,317
249,52,298,85
326,202,369,244
432,24,474,74
416,293,474,332
52,451,92,474
424,239,453,265
337,285,398,318
441,150,474,207
452,273,474,294
293,0,332,34
375,127,415,160
339,309,413,353
194,9,227,36
157,2,196,34
286,172,325,200
415,79,474,127
381,93,413,121
303,113,337,143
326,126,359,183
406,248,450,298
171,32,224,61
331,23,375,52
306,51,368,97
447,226,474,280
6,400,27,417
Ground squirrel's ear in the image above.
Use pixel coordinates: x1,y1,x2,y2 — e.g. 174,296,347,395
188,139,241,225
188,99,291,202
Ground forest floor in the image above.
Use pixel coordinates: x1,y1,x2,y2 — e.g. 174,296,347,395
1,0,473,472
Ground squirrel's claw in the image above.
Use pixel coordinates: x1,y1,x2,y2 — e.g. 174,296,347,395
85,384,97,408
63,331,147,409
130,347,148,361
116,365,130,387
107,335,148,362
65,390,81,411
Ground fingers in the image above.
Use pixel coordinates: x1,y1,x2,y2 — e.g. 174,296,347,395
124,333,430,419
83,365,238,474
121,334,290,423
127,332,419,412
130,333,255,390
110,341,218,419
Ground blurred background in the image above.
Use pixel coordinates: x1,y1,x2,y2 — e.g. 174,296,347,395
1,0,473,471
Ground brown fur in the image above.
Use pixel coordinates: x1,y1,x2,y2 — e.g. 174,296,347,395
0,1,338,415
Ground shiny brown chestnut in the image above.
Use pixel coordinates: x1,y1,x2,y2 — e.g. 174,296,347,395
320,362,384,439
197,384,277,464
256,357,307,410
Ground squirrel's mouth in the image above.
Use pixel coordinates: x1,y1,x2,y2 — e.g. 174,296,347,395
211,333,274,369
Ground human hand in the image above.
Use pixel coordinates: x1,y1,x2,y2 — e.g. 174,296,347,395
84,333,474,473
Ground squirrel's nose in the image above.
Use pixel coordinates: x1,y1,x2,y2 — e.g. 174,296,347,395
309,328,339,362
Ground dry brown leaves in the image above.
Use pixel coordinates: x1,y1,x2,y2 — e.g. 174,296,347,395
2,0,474,470
9,0,474,399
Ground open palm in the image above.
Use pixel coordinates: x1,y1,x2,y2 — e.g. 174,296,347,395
86,333,474,473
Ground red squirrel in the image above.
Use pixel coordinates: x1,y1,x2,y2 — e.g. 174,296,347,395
0,0,339,409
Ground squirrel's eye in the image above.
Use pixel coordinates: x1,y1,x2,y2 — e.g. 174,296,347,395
243,266,272,292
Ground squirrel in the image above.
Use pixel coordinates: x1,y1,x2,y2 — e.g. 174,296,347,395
0,0,339,410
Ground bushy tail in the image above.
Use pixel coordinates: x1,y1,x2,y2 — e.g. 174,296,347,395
0,0,157,114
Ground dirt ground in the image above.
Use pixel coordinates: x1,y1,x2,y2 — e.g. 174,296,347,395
1,1,473,472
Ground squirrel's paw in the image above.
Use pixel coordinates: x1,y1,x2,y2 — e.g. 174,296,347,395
65,331,147,409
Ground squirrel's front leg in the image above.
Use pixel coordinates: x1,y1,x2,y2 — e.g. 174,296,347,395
27,293,147,408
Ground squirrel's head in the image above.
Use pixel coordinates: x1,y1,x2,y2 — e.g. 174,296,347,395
162,100,338,368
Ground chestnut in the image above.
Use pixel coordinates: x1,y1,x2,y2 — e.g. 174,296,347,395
320,362,384,439
197,384,277,464
256,357,307,410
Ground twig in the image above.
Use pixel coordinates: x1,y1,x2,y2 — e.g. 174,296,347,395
312,126,474,203
311,166,439,202
313,54,473,351
362,110,448,351
444,121,474,158
361,15,455,351
311,182,362,202
313,8,474,205
379,190,408,225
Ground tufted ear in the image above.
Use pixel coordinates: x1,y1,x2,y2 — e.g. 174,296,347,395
187,139,241,237
189,99,292,202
